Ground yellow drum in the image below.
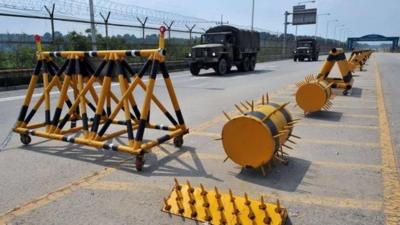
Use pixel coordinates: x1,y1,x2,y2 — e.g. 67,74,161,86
221,103,294,169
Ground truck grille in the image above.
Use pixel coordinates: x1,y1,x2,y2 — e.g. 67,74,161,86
194,48,210,57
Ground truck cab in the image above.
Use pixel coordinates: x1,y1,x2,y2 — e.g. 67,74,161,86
188,25,260,75
293,38,319,62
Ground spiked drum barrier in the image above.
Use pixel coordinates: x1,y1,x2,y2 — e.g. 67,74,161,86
13,26,188,171
317,48,354,95
221,95,299,175
348,49,373,71
162,179,288,225
295,75,334,113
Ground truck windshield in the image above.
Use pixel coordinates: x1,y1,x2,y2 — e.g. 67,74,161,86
202,34,226,44
297,41,313,47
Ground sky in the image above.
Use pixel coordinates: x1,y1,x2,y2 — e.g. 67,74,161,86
0,0,399,41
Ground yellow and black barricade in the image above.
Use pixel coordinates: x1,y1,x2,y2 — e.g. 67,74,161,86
13,26,189,171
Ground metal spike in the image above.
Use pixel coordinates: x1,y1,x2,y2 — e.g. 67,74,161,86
262,95,265,105
229,189,235,202
200,184,207,196
163,197,171,211
284,125,294,129
234,104,245,114
240,101,249,110
176,197,184,214
234,213,242,225
290,134,301,139
244,192,251,206
204,207,212,222
219,211,227,225
248,204,256,220
190,204,197,218
251,100,254,112
223,156,229,163
266,93,269,104
231,198,239,214
202,192,210,208
273,133,285,139
174,178,181,190
275,199,282,214
222,111,231,121
260,166,267,176
259,196,267,210
263,210,272,225
246,100,252,108
282,144,293,150
187,181,194,193
287,139,296,144
214,187,221,199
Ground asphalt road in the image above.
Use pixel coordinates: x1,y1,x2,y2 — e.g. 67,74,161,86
0,53,399,225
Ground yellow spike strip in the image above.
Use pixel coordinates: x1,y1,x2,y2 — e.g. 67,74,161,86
240,102,249,110
222,111,231,121
234,104,245,114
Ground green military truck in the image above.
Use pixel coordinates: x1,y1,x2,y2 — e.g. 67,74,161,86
293,38,320,62
187,25,260,75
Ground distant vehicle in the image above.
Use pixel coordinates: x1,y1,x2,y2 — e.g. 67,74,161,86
293,38,319,62
187,25,260,75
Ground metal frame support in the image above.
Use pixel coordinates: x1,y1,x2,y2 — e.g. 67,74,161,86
136,17,148,44
44,4,55,43
282,11,291,55
100,11,111,50
185,24,196,45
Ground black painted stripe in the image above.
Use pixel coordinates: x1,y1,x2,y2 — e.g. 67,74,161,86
82,113,89,131
18,105,29,122
164,112,178,125
126,120,134,140
247,111,280,152
58,114,71,130
51,107,63,127
61,135,75,143
135,119,147,141
269,103,292,123
98,118,112,137
105,60,115,77
24,108,36,124
45,109,51,125
94,60,107,77
175,110,185,125
132,105,141,120
157,134,171,144
90,114,101,133
155,125,170,131
343,72,353,83
150,60,159,79
327,52,346,61
159,62,170,79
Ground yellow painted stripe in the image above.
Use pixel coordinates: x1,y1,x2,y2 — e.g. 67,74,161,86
0,166,121,224
189,131,379,148
85,181,383,211
298,122,378,130
374,59,400,225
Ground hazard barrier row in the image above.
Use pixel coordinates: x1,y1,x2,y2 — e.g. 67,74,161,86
295,48,373,113
13,26,189,171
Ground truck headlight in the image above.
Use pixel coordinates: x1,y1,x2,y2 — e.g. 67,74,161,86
188,53,192,57
294,50,297,53
212,52,216,57
306,50,310,53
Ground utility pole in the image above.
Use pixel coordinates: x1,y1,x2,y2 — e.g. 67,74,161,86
326,19,338,44
315,13,330,40
88,0,97,50
283,11,290,55
251,0,255,30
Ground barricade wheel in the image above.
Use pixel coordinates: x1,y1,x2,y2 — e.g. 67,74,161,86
20,134,31,145
173,136,184,147
135,155,144,171
343,90,349,96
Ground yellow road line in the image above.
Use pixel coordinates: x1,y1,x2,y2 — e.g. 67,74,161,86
298,122,378,130
85,181,383,211
0,166,122,224
190,131,379,148
374,59,400,225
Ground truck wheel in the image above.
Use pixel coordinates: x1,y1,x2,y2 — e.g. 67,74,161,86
241,57,250,72
249,56,256,71
215,58,228,75
293,57,297,62
190,63,200,76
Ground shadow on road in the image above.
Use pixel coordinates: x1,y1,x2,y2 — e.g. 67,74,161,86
304,111,343,122
233,156,311,192
19,139,220,180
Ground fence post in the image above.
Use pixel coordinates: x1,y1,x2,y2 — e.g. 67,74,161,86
162,21,175,42
44,3,55,43
136,17,148,44
100,11,111,50
185,24,196,45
